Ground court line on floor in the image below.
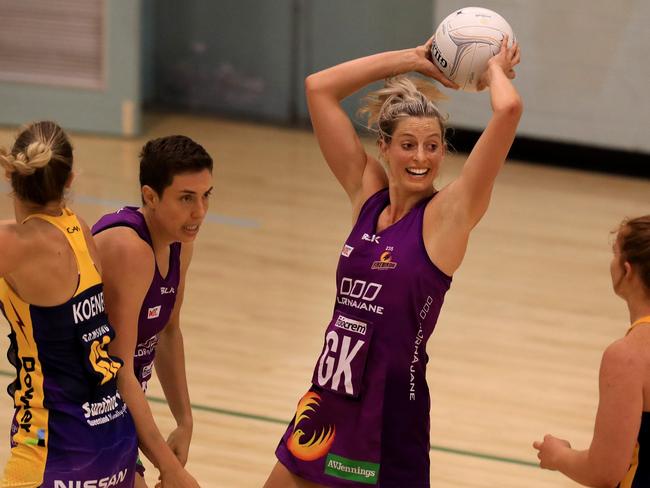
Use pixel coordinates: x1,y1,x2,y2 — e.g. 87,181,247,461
0,369,538,468
0,184,260,229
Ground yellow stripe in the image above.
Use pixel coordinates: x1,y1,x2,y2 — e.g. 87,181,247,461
618,442,640,488
0,284,47,486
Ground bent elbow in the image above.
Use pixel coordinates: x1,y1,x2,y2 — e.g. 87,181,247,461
496,96,523,120
305,73,321,95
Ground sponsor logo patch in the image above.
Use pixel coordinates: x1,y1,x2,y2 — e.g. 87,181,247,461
334,315,367,336
341,244,354,257
371,251,397,270
147,306,161,319
324,453,379,484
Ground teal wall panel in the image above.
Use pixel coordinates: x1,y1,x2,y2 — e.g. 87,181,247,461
0,0,141,136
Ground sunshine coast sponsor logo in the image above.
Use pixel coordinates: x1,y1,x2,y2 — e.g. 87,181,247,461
72,292,105,325
341,244,354,257
82,392,122,419
81,325,111,344
18,356,36,433
160,286,175,295
324,453,379,484
410,296,433,401
135,336,159,358
336,278,383,315
371,248,398,270
147,305,161,319
361,233,381,244
54,468,128,488
334,315,367,336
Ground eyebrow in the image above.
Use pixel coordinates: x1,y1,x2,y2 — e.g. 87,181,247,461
397,132,441,139
179,186,214,195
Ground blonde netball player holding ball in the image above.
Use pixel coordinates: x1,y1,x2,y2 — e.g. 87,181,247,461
535,216,650,488
0,121,137,487
264,34,521,488
93,136,213,488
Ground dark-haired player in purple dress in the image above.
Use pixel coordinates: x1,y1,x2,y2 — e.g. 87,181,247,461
93,135,213,488
265,35,521,487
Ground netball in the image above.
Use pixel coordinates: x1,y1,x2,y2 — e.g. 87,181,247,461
431,7,515,91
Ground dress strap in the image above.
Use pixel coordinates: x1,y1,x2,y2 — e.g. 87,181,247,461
626,315,650,335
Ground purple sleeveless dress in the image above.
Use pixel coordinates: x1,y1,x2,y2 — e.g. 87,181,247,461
92,208,181,475
275,189,452,487
92,207,181,391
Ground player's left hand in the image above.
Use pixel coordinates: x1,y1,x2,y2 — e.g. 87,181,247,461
167,424,193,466
477,35,520,90
533,434,571,470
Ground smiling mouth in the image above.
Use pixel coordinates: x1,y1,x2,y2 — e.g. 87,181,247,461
406,168,430,176
183,224,200,232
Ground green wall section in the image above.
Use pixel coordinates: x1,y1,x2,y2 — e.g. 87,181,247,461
0,0,141,136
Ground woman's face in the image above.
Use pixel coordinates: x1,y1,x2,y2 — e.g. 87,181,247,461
147,169,213,243
379,116,444,194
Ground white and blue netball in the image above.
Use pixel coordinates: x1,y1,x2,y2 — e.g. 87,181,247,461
431,7,515,92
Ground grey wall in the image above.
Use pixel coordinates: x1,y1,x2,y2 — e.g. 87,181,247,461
434,0,650,152
145,0,434,124
146,0,294,121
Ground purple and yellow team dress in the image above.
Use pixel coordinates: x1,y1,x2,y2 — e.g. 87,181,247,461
618,412,650,488
92,206,181,476
275,188,452,487
0,209,137,488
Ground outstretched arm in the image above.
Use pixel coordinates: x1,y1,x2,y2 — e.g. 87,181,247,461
534,339,642,487
305,39,456,211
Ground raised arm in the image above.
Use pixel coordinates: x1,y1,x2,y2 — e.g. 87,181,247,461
95,229,199,487
448,36,522,228
534,339,642,487
305,40,456,209
154,243,194,466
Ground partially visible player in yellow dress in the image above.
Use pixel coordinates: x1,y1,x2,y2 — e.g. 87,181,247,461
0,121,137,487
535,215,650,488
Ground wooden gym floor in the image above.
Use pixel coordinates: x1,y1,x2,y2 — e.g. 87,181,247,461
0,114,648,487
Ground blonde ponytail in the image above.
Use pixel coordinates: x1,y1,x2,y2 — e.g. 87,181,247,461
2,121,73,205
359,75,448,141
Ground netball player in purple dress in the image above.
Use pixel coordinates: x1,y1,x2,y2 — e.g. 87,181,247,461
92,136,213,488
265,35,522,487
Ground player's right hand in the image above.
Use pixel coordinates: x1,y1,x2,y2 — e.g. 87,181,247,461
414,38,459,89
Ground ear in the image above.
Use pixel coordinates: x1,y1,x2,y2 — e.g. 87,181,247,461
64,171,75,189
141,185,159,208
623,261,634,281
378,139,390,164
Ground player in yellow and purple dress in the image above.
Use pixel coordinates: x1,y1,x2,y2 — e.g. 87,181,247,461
535,216,650,488
0,121,137,487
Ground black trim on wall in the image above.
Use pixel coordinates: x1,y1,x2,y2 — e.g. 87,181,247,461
448,128,650,179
